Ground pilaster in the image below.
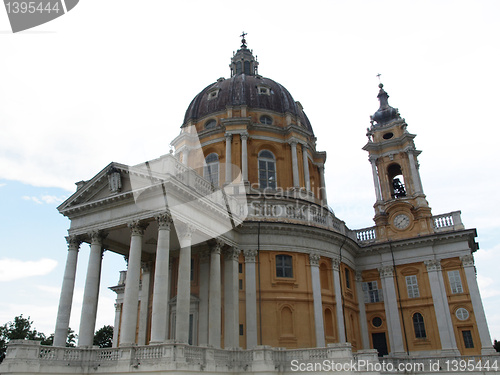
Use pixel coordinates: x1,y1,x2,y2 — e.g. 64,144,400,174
244,249,258,349
309,253,325,347
224,246,240,348
331,257,345,343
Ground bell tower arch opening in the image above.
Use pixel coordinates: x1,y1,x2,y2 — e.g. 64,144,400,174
387,163,406,198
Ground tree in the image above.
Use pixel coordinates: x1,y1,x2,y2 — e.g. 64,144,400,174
93,325,113,348
0,315,46,363
41,328,77,347
494,339,500,352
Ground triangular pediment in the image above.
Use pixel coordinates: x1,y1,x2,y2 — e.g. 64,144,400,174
57,162,134,214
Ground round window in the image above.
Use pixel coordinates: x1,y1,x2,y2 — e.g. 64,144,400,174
383,132,394,140
455,308,469,321
260,115,273,125
205,119,216,129
372,317,383,328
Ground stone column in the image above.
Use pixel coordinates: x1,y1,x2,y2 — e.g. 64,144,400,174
112,303,121,347
175,224,193,344
138,262,152,345
54,236,81,347
302,144,311,191
209,240,222,348
198,250,210,346
319,163,328,206
355,271,370,349
378,265,404,354
290,141,300,188
120,221,147,346
424,259,459,354
225,133,232,184
461,254,496,354
310,253,325,347
224,246,240,348
369,157,383,201
241,132,249,183
150,213,173,344
244,250,258,349
78,231,105,347
182,147,189,166
331,257,345,343
407,149,423,194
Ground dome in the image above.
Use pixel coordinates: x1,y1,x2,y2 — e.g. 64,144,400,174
183,75,314,134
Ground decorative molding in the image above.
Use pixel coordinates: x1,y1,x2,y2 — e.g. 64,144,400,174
309,253,320,267
114,303,122,312
156,212,173,230
424,259,442,272
378,265,394,278
210,239,224,255
240,132,249,141
244,249,258,263
128,220,148,236
176,223,195,242
460,254,475,268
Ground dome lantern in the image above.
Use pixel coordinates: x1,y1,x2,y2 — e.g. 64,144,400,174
230,32,259,76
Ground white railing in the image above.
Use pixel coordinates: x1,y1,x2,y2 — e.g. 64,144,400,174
355,226,377,243
432,211,464,232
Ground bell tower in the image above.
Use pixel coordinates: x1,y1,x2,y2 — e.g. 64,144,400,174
363,83,434,241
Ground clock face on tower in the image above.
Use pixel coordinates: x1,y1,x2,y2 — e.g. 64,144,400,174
393,213,411,230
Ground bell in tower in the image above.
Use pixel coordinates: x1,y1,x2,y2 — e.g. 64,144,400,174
363,83,433,241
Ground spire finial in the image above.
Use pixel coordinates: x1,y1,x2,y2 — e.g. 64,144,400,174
240,31,247,49
376,73,382,83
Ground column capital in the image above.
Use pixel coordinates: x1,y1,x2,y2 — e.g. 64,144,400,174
460,254,475,268
244,249,258,263
177,222,195,242
209,238,225,254
89,230,106,245
288,139,298,147
224,246,240,261
66,235,81,251
378,265,395,278
199,249,211,263
355,271,363,282
424,259,442,272
368,155,378,164
240,132,249,141
141,261,153,273
309,253,320,267
156,212,173,230
331,257,340,271
114,303,122,312
128,220,148,236
225,132,233,141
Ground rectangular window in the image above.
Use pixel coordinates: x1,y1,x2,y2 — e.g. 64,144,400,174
190,258,194,282
448,270,463,294
405,275,420,298
362,281,383,303
239,263,243,273
239,324,244,336
462,330,474,348
239,279,243,290
344,268,351,289
276,254,293,278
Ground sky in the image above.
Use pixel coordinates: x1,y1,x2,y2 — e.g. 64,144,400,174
1,0,500,344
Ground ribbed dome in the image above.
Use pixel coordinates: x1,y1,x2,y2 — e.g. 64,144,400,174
183,74,314,135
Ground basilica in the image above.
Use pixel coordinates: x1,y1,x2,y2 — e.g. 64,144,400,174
1,36,497,375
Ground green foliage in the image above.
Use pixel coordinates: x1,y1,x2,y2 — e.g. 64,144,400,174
494,339,500,352
0,315,78,363
93,325,113,348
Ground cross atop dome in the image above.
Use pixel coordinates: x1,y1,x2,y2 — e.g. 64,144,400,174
240,31,247,49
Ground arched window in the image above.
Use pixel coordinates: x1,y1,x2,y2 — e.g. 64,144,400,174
236,61,242,75
205,119,216,129
387,163,406,198
260,115,273,125
244,61,250,75
412,313,426,338
276,254,293,278
258,150,276,189
204,153,219,186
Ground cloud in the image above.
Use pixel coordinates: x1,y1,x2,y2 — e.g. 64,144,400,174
0,183,6,188
0,258,58,282
477,274,500,299
22,195,66,205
